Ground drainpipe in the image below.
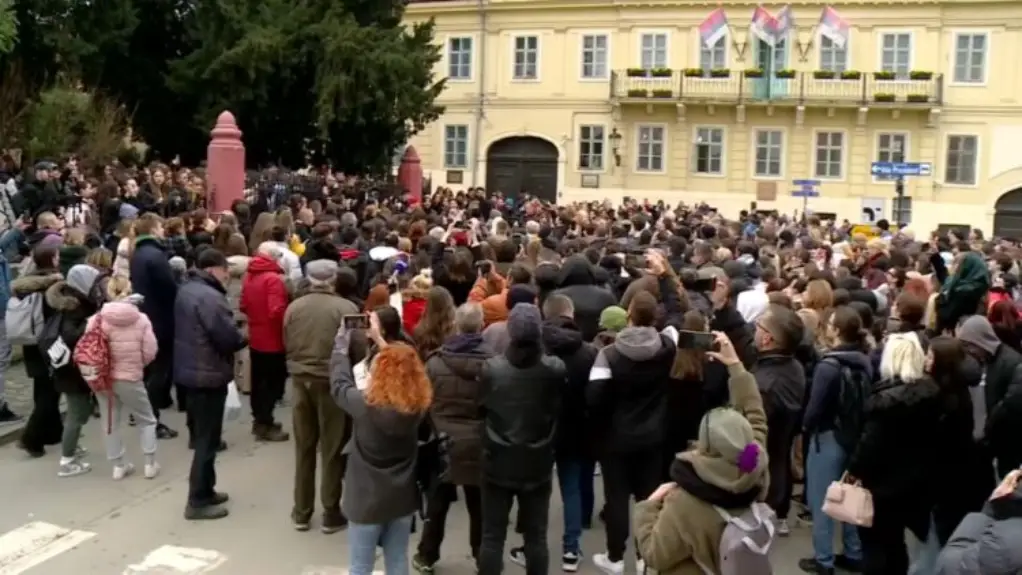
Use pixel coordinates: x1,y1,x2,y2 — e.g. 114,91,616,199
472,0,487,187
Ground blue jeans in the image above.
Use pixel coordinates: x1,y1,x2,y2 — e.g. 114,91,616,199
556,457,595,554
807,431,862,568
349,515,413,575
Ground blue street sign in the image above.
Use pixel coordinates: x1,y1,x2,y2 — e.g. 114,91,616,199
870,162,932,177
793,179,821,186
791,189,820,198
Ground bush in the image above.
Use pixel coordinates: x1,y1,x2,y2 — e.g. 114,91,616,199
873,71,896,80
710,68,731,78
909,70,933,80
684,68,704,77
840,71,862,80
25,84,129,166
650,68,673,78
626,68,647,77
874,92,896,102
906,94,929,103
775,69,796,79
813,70,836,79
743,68,763,78
627,89,648,98
651,89,673,98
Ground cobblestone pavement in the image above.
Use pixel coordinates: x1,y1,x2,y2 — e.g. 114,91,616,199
0,356,37,440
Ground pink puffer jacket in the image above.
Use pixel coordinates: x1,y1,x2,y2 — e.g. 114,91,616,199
87,300,158,382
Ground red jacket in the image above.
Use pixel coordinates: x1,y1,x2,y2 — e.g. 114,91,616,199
240,254,289,352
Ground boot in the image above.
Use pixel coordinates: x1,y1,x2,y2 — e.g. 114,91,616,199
252,423,289,442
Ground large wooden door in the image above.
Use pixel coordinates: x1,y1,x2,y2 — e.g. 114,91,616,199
995,188,1022,238
486,137,558,203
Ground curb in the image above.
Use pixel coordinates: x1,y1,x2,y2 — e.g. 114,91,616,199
0,420,26,447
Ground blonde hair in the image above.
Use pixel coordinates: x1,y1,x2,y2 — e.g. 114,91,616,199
879,332,925,382
249,212,276,254
86,247,114,271
106,276,133,301
65,227,87,246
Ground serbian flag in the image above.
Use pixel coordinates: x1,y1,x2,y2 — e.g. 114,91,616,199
749,6,778,45
699,8,729,47
775,5,794,38
819,6,850,48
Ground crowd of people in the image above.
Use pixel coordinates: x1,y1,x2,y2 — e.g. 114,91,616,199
1,157,1022,575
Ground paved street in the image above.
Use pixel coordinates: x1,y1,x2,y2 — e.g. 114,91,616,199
0,388,819,574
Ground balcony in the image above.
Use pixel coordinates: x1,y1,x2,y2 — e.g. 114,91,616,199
610,69,943,107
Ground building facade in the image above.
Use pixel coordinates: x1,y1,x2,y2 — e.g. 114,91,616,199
404,0,1022,235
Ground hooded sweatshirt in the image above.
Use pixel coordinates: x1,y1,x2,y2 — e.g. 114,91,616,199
587,325,676,454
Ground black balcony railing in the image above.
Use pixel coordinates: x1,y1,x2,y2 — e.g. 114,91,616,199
610,69,943,106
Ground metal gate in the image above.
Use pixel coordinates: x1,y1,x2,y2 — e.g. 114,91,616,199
485,137,558,203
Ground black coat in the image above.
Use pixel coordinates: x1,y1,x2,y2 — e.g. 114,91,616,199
129,237,177,346
42,281,98,395
541,317,598,458
847,377,944,540
480,345,566,489
551,256,617,343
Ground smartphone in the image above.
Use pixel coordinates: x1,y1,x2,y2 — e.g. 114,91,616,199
476,261,492,275
691,277,717,292
342,314,370,330
677,330,718,351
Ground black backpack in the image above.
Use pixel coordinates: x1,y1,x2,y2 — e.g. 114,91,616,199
822,356,872,453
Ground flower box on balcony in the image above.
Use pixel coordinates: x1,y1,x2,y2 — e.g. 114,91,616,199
906,93,929,103
651,89,673,98
683,68,704,78
775,69,796,79
909,70,934,80
874,92,896,103
873,71,896,80
840,71,862,80
813,70,836,80
710,68,731,78
650,68,673,78
626,68,648,77
743,68,763,78
627,89,649,98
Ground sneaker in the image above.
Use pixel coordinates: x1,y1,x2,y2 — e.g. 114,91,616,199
156,424,178,439
58,460,92,477
593,553,624,575
508,546,526,568
798,557,835,575
112,462,135,480
321,514,348,534
74,445,88,458
412,554,435,573
636,559,646,574
0,403,22,424
184,505,229,521
561,552,581,573
128,414,136,426
144,462,161,479
292,518,311,532
834,554,863,573
777,518,791,537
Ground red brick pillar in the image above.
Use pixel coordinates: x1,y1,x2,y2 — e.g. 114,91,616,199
397,146,423,206
206,111,245,213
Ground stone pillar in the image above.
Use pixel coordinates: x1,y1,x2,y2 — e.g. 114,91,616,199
398,146,423,205
206,111,245,213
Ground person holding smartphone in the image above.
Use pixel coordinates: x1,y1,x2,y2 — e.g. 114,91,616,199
936,469,1022,574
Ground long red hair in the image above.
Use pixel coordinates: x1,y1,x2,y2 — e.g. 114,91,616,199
366,343,433,414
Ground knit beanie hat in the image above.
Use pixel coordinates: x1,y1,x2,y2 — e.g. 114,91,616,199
507,303,542,343
505,284,536,311
599,306,627,333
958,314,1001,355
306,259,339,283
66,264,101,298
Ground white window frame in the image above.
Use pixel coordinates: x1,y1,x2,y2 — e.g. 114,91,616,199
580,32,610,81
635,124,667,173
698,35,728,76
638,30,670,70
951,30,990,86
877,30,913,80
692,126,726,176
578,124,606,172
818,34,849,73
443,125,469,169
511,34,541,81
812,129,847,180
891,196,913,225
447,36,474,81
943,134,980,187
752,128,785,179
873,132,910,183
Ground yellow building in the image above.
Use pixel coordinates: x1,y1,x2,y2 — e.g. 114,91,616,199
405,0,1022,236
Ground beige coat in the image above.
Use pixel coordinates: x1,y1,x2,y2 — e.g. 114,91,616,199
633,363,768,575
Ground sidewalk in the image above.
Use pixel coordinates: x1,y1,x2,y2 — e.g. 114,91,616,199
0,353,38,447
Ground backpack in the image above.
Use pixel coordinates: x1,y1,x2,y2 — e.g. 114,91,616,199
707,502,776,575
73,315,112,395
824,356,873,454
6,291,44,345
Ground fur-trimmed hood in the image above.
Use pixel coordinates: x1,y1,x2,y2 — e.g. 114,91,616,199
45,280,90,312
10,271,62,298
